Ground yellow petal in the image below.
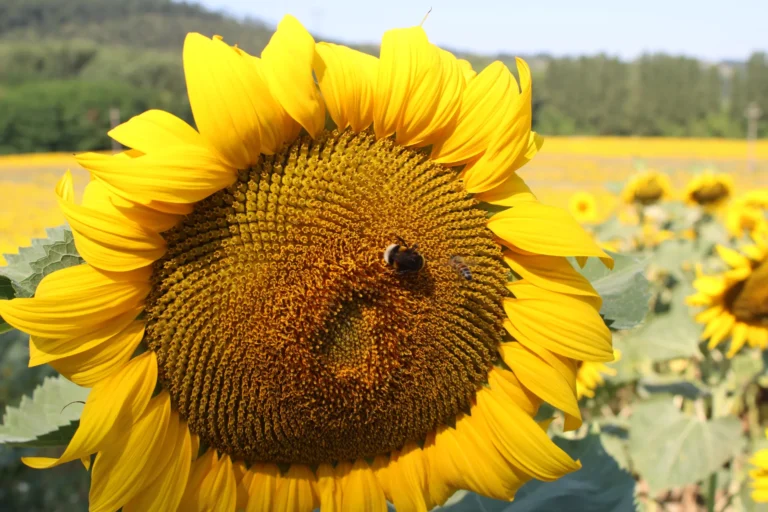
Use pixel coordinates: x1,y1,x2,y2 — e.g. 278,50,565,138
498,342,582,431
456,59,476,82
89,392,173,512
108,109,202,154
314,42,378,133
274,464,319,512
488,201,614,268
503,284,613,362
374,26,461,146
183,34,266,168
82,178,183,233
488,367,542,417
408,48,465,147
716,244,752,270
427,419,525,502
76,147,236,205
696,305,724,324
0,265,149,339
261,15,326,138
47,320,146,387
316,462,341,512
56,174,167,272
430,61,516,165
476,385,581,481
748,326,768,349
179,451,237,512
474,167,537,206
706,313,735,349
23,351,157,470
502,250,598,297
382,442,430,512
123,414,192,512
29,307,142,366
727,322,749,358
339,459,387,512
462,58,533,193
245,463,280,512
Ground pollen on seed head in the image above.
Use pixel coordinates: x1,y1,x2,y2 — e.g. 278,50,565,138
144,129,509,465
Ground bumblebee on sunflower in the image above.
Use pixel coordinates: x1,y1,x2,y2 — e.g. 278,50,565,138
0,15,615,512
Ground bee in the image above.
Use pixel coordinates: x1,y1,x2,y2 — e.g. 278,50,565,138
449,255,473,281
383,237,426,273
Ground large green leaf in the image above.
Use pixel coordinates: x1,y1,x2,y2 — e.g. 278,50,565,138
628,396,742,493
0,226,82,299
434,433,637,512
0,375,89,447
0,275,14,334
652,238,708,280
618,282,702,364
573,252,651,330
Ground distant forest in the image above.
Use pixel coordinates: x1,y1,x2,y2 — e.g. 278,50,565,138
0,0,766,154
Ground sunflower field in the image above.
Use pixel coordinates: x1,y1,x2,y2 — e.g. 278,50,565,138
2,10,768,512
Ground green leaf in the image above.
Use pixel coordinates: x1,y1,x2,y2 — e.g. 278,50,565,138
572,252,651,330
628,396,742,493
0,275,14,334
435,433,637,512
652,238,707,280
730,350,764,390
0,375,89,447
619,282,703,364
0,226,83,299
637,375,710,400
598,423,632,472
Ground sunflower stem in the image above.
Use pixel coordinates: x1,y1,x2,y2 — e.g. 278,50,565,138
706,471,717,512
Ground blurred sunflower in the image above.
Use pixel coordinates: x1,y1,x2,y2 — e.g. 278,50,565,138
576,350,620,399
687,235,768,357
727,192,768,239
684,171,733,210
568,192,599,224
621,170,673,206
750,431,768,502
0,16,615,511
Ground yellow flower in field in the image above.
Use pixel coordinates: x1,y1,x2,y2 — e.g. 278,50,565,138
568,192,599,224
750,430,768,502
687,235,768,357
0,16,615,510
638,222,674,249
576,350,620,399
621,170,673,206
684,171,734,210
727,193,768,239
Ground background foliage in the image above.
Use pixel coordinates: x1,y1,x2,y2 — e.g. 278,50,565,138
0,0,767,154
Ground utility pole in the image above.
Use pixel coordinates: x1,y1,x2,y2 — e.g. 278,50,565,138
745,102,762,173
109,107,121,154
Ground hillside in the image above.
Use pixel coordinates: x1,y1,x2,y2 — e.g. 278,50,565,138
0,0,765,154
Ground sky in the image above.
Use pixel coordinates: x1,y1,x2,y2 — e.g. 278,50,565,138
197,0,766,61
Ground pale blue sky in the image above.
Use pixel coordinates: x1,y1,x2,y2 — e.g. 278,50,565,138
197,0,766,61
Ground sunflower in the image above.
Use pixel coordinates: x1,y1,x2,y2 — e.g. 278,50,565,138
727,193,768,239
687,234,768,357
621,170,673,206
0,16,615,511
568,192,599,224
575,350,620,399
750,430,768,502
684,171,734,210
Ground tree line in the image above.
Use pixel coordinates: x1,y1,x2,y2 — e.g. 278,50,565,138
0,0,765,154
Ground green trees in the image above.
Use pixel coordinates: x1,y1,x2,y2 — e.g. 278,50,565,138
0,0,765,153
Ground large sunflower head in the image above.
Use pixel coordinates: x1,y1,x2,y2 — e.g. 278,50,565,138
568,191,599,224
687,234,768,357
621,170,673,206
684,171,734,210
0,16,615,510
